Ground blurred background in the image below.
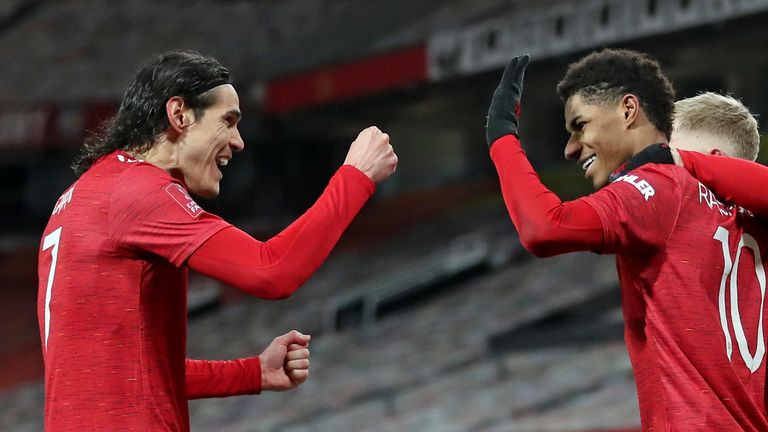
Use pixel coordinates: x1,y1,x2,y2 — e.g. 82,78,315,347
1,0,767,431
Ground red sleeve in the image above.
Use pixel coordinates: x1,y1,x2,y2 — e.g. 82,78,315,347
187,164,375,298
186,357,261,399
109,164,232,267
489,135,605,257
679,149,768,216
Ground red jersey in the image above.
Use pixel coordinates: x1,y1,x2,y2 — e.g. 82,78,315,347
38,149,375,431
38,151,231,430
490,136,768,430
586,165,768,430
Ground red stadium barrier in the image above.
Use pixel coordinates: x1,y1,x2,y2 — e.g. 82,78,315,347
263,45,427,114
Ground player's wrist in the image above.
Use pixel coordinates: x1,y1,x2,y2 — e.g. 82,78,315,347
256,354,270,392
489,134,523,157
338,164,377,193
486,118,519,149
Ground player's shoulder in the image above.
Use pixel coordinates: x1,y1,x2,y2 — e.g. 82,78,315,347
113,159,179,193
109,160,209,219
107,157,191,214
82,151,172,187
604,163,691,204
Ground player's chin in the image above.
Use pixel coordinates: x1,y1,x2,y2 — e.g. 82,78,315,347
591,172,610,190
194,183,221,199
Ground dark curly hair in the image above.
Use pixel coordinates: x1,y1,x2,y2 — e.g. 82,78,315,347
556,48,675,139
72,50,232,177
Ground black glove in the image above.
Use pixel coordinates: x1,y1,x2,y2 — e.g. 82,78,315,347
609,143,674,183
486,54,530,148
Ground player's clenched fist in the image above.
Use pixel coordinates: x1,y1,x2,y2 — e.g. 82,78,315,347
343,126,398,184
259,330,311,392
284,342,310,384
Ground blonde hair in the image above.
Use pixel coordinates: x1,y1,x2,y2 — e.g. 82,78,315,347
673,92,760,161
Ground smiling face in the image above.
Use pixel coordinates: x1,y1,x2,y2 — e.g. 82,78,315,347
174,84,244,198
563,94,639,189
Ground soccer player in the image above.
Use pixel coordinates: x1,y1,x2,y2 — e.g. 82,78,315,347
37,50,398,431
487,50,768,430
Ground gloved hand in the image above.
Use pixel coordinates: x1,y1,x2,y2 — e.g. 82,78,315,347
486,54,530,148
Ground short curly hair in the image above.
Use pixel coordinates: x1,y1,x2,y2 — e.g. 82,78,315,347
556,48,675,139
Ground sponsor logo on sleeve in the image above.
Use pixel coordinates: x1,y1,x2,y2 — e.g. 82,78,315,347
614,174,655,201
165,183,203,218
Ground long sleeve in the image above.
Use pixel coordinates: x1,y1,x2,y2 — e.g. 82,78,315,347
187,165,375,298
489,135,605,257
679,149,768,216
186,357,261,399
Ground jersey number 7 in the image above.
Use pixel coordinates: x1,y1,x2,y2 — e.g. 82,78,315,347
41,226,62,351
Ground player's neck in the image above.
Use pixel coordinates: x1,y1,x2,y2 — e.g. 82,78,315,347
630,124,668,156
132,139,178,172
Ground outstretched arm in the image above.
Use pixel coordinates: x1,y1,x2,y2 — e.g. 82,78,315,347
188,127,397,299
186,330,311,399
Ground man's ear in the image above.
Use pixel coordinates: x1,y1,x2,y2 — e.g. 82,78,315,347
166,96,194,134
710,148,726,157
621,94,640,126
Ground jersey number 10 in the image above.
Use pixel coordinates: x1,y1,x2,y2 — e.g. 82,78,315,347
713,226,766,373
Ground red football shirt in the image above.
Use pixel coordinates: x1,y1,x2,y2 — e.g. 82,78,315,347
39,149,374,430
491,136,768,430
38,151,376,431
38,151,231,430
585,165,768,430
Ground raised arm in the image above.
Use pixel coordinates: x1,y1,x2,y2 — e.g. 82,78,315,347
188,127,397,299
490,137,605,256
486,56,605,257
